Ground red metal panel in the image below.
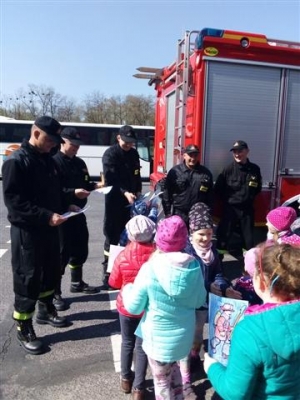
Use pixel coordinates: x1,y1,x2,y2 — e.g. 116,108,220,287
279,177,300,204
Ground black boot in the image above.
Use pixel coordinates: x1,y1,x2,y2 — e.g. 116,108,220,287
53,278,66,311
16,319,44,355
102,256,113,290
53,294,66,312
70,265,98,294
36,301,68,327
103,273,113,291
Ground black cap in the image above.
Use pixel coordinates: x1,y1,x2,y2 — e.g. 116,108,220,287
34,116,63,144
184,144,200,154
61,127,84,146
230,140,249,151
119,125,137,143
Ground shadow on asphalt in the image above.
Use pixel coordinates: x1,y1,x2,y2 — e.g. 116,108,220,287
70,309,118,321
41,319,120,345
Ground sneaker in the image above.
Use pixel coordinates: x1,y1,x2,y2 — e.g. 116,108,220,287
53,294,66,311
183,383,197,400
121,377,133,394
70,281,98,294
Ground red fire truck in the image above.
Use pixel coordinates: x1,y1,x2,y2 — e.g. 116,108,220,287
134,28,300,224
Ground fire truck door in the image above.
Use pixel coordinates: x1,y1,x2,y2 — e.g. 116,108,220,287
277,70,300,205
202,61,283,222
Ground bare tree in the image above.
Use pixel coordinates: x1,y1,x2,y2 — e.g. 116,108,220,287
106,96,125,124
123,95,155,125
1,86,155,125
83,91,110,123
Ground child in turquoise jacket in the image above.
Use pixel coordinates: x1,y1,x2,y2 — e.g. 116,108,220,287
204,243,300,399
123,215,206,399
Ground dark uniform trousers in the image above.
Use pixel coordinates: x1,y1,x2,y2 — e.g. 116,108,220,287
59,213,89,274
216,204,255,252
11,225,61,314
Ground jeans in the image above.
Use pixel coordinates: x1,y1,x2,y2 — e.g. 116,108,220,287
119,313,148,390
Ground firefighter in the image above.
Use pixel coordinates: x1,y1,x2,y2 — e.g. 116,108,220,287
1,116,70,355
102,125,142,289
162,144,214,225
215,140,262,257
52,127,104,311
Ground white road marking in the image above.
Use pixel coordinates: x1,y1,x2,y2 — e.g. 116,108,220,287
0,249,8,258
109,290,121,373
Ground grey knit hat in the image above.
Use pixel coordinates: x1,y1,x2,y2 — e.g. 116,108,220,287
189,202,213,233
126,215,156,243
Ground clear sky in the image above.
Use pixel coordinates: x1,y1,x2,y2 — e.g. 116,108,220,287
1,0,299,102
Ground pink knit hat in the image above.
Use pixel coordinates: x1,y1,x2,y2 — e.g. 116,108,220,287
244,247,258,277
266,206,297,232
281,234,300,247
126,215,156,243
155,215,188,252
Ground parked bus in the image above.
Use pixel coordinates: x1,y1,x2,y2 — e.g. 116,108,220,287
0,117,154,180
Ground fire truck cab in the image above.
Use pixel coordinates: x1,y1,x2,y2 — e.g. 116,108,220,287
135,28,300,224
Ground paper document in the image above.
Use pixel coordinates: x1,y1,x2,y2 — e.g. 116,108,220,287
62,206,90,219
93,186,113,195
107,244,125,273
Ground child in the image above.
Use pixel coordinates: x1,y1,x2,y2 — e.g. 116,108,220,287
184,202,242,372
119,198,158,247
109,215,156,400
123,215,206,400
204,243,300,399
232,247,262,305
266,206,297,243
291,216,300,235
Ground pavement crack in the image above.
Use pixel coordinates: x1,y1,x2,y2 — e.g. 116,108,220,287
0,322,15,363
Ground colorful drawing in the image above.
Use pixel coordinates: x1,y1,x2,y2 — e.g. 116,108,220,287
208,293,248,366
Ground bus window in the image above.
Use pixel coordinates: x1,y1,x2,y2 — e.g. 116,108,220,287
0,120,154,180
136,139,150,162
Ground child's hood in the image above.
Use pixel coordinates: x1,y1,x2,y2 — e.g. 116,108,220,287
151,252,201,298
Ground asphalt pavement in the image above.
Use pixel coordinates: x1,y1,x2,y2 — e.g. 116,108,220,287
0,182,247,400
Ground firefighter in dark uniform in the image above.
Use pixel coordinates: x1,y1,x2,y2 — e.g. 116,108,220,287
53,127,104,311
215,140,262,257
102,125,142,288
1,117,70,355
162,144,214,226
